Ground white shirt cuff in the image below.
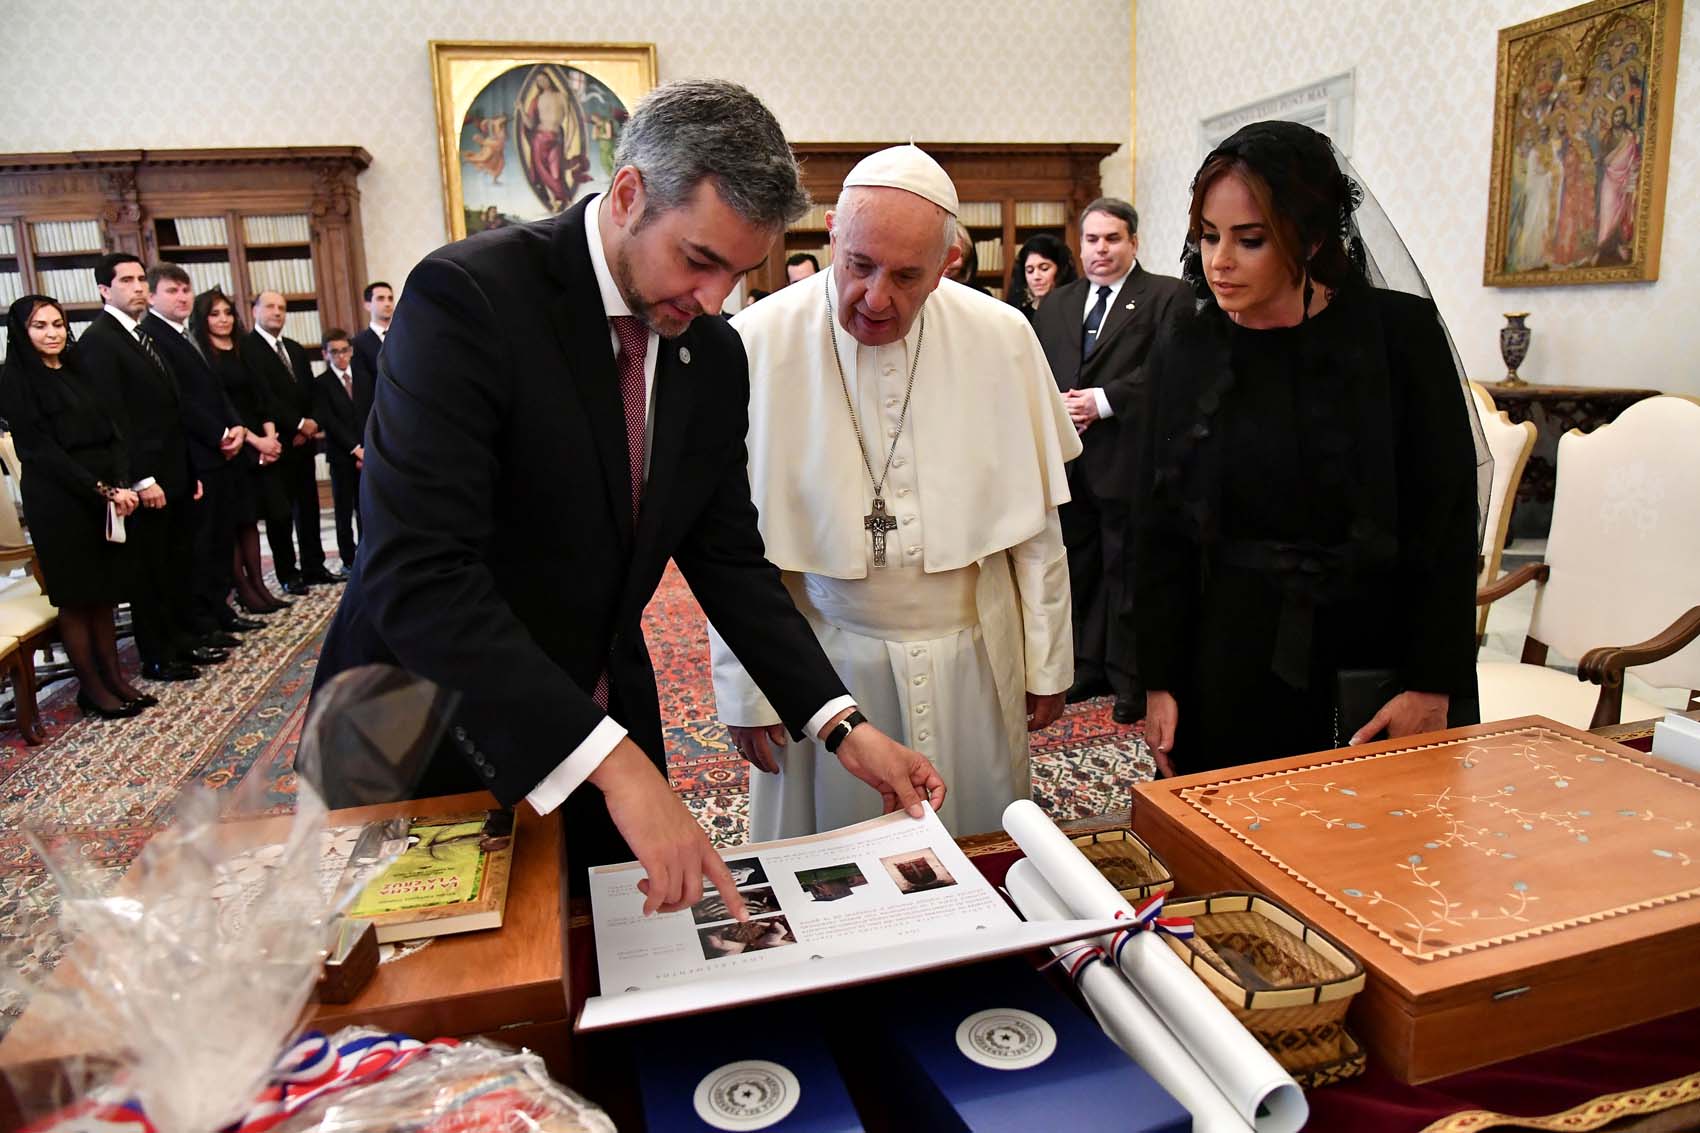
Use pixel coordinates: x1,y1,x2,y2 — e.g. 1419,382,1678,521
1091,387,1114,419
525,715,627,815
131,477,157,491
806,696,858,740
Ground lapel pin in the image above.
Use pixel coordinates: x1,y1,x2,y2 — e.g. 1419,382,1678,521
1125,300,1137,311
678,346,692,364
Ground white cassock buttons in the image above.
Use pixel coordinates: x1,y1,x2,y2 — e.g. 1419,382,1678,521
679,347,692,364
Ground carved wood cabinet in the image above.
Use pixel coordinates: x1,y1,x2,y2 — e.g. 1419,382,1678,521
0,147,371,353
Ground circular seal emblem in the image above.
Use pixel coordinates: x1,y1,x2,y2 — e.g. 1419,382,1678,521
692,1059,802,1131
955,1008,1058,1071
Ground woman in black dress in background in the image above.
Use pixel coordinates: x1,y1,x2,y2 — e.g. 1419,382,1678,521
0,296,150,717
1135,121,1486,776
1005,232,1078,324
191,288,288,613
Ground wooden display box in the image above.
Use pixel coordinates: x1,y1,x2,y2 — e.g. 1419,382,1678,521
1131,717,1700,1083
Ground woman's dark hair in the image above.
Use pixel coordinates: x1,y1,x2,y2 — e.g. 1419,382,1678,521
1182,120,1366,301
190,287,246,356
1005,232,1079,312
3,295,74,378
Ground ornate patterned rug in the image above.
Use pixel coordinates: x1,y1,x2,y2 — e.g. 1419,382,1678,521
0,562,1149,1033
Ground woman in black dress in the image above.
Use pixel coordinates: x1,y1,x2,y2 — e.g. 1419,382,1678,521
1135,121,1484,776
1005,232,1078,324
0,296,151,717
190,288,288,613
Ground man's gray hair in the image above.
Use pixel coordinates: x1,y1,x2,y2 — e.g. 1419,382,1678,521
834,186,958,262
614,78,808,230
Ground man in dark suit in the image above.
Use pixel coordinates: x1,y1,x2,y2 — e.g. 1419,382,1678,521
141,263,261,640
350,280,392,382
313,329,364,570
1034,199,1190,725
314,79,944,917
79,253,224,680
241,290,342,591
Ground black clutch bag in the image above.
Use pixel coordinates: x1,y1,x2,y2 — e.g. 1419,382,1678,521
1333,669,1401,747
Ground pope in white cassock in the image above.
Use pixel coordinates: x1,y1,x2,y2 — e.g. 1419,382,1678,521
710,144,1082,839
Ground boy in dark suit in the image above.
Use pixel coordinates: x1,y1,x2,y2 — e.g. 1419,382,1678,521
313,329,364,570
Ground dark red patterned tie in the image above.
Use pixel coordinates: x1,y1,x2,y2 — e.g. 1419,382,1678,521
593,316,650,711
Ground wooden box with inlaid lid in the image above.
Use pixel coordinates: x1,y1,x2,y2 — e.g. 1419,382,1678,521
1130,717,1700,1082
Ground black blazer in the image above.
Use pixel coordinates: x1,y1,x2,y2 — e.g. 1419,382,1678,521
77,311,192,499
313,367,365,466
351,325,384,383
1034,266,1191,498
239,329,317,441
140,313,240,475
315,198,847,812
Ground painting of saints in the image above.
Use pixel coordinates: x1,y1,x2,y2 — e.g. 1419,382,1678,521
462,116,508,185
1550,114,1597,266
516,65,592,212
1509,125,1558,272
1595,105,1641,264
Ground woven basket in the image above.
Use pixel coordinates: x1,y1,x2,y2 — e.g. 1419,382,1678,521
1160,892,1367,1080
1070,829,1175,901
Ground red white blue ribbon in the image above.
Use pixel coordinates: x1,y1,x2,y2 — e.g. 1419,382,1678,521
230,1029,460,1132
1110,893,1195,966
1040,940,1106,985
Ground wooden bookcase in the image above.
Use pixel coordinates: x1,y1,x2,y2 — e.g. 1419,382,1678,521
0,147,370,358
754,142,1120,298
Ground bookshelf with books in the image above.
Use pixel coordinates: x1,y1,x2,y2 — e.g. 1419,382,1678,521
0,147,371,354
756,142,1118,298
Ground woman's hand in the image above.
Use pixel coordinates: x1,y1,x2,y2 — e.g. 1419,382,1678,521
1144,690,1178,777
1350,691,1449,745
111,488,140,517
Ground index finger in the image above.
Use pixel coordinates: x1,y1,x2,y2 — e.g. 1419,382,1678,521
703,854,748,922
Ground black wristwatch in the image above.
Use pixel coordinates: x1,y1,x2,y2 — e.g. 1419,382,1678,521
823,709,868,754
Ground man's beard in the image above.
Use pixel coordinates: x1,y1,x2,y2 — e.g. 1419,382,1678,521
612,242,695,339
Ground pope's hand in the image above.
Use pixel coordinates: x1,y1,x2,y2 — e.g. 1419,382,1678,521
728,723,787,774
829,713,946,818
589,739,747,920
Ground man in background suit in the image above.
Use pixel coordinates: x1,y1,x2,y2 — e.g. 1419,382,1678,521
1034,199,1190,725
313,329,364,570
315,79,944,917
242,290,342,591
140,263,257,641
350,280,392,382
79,253,223,680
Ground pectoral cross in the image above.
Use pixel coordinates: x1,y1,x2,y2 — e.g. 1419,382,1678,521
864,495,898,566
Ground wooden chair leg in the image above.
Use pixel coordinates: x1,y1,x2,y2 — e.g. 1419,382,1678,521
16,631,48,746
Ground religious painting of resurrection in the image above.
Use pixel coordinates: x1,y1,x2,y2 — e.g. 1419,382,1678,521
1483,0,1683,286
430,41,656,240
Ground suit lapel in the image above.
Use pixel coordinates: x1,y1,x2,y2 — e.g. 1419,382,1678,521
1087,265,1146,360
546,201,635,551
130,315,181,402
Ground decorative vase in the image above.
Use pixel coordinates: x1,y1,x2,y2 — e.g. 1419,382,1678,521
1499,313,1532,387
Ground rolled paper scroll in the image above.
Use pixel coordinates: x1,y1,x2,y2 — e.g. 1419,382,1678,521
1006,858,1253,1133
1002,800,1307,1133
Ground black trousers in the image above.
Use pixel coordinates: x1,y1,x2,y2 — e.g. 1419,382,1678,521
327,458,360,566
190,463,239,629
258,461,296,581
126,498,196,664
285,445,326,576
264,447,324,580
1060,470,1137,699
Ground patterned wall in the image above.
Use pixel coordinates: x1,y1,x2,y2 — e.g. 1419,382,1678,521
1135,0,1700,395
0,0,1130,296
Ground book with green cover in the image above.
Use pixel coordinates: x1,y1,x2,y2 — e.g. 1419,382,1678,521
347,810,515,943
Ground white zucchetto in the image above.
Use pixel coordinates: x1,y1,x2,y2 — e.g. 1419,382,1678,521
840,144,959,216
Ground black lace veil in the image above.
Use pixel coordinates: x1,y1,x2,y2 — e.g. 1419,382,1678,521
1182,122,1494,547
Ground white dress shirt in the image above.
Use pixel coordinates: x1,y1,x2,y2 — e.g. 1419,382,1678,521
370,321,387,341
1078,261,1137,420
526,197,855,816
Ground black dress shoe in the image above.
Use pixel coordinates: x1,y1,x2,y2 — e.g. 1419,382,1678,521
199,632,242,649
141,661,200,681
125,692,160,708
186,647,229,665
281,578,310,596
1112,693,1146,725
221,615,267,632
1065,676,1112,704
78,691,143,720
303,567,346,585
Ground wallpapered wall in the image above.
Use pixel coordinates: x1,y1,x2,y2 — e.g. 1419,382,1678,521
1135,0,1700,395
0,0,1130,297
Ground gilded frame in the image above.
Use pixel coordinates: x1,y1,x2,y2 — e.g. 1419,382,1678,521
429,40,657,241
1482,0,1682,286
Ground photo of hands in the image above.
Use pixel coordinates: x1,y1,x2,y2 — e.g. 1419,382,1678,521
691,885,782,925
698,914,797,959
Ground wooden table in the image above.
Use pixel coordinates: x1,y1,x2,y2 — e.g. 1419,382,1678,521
0,791,574,1123
1477,382,1660,539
